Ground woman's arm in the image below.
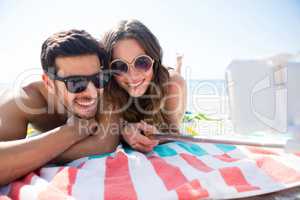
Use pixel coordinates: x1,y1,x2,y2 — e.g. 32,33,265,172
175,53,183,74
120,72,186,152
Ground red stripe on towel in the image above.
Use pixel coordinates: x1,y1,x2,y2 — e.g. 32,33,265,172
256,157,300,184
37,166,78,199
149,155,208,199
180,153,213,172
219,167,260,192
8,172,35,200
149,155,188,190
104,152,137,200
52,167,78,195
214,154,240,162
176,179,209,200
247,147,279,156
67,167,77,195
51,165,82,195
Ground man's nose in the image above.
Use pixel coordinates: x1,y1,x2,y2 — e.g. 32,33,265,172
81,82,98,97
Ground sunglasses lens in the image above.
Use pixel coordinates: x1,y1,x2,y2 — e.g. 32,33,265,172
93,73,111,88
66,77,88,93
111,60,128,75
134,56,153,72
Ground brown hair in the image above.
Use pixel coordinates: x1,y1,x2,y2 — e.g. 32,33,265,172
102,19,170,127
41,29,108,75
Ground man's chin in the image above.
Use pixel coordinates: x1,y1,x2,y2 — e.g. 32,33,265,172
73,109,97,119
75,114,94,119
71,102,98,119
80,113,96,119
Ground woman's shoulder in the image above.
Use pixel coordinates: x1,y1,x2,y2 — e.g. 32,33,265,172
162,70,186,98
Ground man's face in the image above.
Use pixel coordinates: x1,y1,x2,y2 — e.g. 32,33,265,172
51,54,102,119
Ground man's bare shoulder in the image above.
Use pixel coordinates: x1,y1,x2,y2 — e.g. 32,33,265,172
0,81,53,125
0,81,48,140
20,81,48,108
21,81,68,131
21,81,48,108
0,81,46,113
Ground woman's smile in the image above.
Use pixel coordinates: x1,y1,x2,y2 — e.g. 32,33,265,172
127,79,145,88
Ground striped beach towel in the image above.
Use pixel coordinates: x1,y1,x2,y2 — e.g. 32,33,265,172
1,141,300,199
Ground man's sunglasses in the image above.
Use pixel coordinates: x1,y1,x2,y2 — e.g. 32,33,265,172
110,54,154,76
49,71,111,93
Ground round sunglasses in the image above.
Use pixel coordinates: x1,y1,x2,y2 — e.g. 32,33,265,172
49,71,111,93
110,54,154,76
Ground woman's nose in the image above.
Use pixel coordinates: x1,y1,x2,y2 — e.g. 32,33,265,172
127,63,140,76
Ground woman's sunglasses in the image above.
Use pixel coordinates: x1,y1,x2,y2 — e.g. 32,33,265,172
110,54,154,76
49,71,111,93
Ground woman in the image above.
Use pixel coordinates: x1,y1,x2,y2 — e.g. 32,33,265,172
102,19,187,152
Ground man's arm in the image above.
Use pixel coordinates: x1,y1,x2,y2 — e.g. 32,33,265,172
0,125,87,186
0,86,90,186
51,112,121,164
0,89,29,141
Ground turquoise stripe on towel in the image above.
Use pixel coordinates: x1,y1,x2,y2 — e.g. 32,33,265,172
88,152,112,160
215,144,236,153
176,142,207,156
153,144,177,157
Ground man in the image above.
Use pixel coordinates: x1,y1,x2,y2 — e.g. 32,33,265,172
0,29,120,186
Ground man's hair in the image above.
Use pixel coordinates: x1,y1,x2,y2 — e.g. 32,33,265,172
41,29,108,74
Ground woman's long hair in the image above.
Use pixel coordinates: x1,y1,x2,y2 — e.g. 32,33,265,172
102,19,170,127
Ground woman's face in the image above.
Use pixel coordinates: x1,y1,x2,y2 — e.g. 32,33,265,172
111,38,154,97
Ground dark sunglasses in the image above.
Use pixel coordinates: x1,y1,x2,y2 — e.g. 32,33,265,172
49,71,111,93
110,54,154,76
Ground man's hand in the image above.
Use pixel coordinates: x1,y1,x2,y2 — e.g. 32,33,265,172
121,121,159,153
51,113,121,164
65,116,99,142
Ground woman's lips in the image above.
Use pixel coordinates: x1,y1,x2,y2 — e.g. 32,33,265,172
127,79,145,88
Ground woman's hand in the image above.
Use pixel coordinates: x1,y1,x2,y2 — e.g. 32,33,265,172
121,121,159,153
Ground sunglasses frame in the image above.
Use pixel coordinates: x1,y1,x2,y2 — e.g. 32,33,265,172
48,68,111,93
110,54,154,76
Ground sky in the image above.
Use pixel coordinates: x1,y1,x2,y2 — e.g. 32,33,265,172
0,0,300,83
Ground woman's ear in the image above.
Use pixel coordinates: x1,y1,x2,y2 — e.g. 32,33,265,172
42,73,55,94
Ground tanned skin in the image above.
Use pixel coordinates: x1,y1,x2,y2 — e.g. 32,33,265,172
0,54,120,186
